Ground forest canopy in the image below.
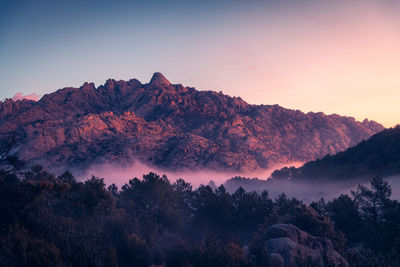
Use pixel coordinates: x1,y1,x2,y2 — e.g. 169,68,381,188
0,166,400,266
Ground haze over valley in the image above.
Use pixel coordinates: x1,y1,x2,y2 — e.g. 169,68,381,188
2,1,400,266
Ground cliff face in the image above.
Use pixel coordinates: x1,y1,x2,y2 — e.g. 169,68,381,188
0,72,384,172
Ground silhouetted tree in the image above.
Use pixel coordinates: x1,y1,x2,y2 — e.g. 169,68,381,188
326,194,362,242
58,170,76,184
0,167,400,266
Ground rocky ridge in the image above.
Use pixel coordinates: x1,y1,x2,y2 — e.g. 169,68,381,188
0,72,384,172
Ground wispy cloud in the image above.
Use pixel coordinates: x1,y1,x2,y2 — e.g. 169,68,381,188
12,92,40,101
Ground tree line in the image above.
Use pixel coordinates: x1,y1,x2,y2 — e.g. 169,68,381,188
0,164,400,266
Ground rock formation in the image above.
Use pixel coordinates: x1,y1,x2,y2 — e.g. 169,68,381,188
265,224,348,266
0,72,384,173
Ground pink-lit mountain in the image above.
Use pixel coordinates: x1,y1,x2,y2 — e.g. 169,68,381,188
0,73,384,172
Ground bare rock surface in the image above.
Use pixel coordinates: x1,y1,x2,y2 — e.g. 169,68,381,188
265,224,348,266
0,73,383,172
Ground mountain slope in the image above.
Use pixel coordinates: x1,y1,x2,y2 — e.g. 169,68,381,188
0,72,384,172
271,126,400,181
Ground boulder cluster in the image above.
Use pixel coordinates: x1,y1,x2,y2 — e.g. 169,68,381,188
265,224,348,266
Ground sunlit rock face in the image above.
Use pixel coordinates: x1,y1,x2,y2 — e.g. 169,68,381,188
0,72,383,172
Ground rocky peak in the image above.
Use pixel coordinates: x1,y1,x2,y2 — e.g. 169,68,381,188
80,82,96,91
148,72,171,87
128,78,143,87
0,98,36,120
105,79,117,90
0,74,385,172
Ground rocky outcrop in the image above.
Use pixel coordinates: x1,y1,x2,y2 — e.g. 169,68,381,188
0,73,384,172
0,99,35,120
265,224,348,267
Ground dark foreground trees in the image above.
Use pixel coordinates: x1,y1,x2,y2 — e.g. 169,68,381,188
0,167,399,266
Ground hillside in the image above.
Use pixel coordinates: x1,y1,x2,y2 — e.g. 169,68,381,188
271,126,400,182
0,73,384,172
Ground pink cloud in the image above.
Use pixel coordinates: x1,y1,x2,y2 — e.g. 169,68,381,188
12,92,40,101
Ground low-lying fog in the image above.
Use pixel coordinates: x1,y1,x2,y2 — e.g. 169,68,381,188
225,177,400,202
77,161,400,202
79,161,303,188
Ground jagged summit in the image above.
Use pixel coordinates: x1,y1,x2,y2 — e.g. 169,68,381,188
0,73,384,172
81,82,96,91
148,72,171,87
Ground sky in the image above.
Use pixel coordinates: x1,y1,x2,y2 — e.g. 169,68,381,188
1,0,399,127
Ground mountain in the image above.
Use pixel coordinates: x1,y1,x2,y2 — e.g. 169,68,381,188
0,72,384,172
271,126,400,182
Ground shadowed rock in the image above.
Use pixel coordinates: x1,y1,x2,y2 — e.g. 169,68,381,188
271,125,400,182
265,224,348,266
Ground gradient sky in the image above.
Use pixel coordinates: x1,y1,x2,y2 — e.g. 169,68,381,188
1,0,399,127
